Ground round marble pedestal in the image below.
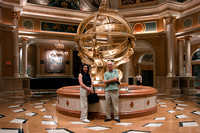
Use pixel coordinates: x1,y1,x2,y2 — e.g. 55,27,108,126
56,85,157,119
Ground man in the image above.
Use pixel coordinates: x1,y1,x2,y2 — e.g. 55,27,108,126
103,61,120,122
136,73,142,85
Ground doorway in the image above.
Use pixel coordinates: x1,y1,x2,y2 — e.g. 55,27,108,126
142,70,153,87
192,65,200,89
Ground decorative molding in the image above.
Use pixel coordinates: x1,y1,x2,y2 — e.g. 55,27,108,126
164,15,176,25
144,21,157,32
119,0,158,9
183,17,193,29
21,37,28,42
66,100,69,106
130,101,134,108
184,36,192,41
40,21,78,33
0,22,15,31
56,105,157,119
21,1,200,23
175,26,200,37
22,19,34,30
177,37,184,43
133,22,145,33
147,99,150,106
27,0,81,10
12,9,21,20
22,3,91,23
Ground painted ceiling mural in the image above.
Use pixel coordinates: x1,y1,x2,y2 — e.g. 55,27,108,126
27,0,101,11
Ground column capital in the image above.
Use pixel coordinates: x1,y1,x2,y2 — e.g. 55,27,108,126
164,15,176,25
184,36,192,41
12,10,21,20
177,38,184,43
21,37,28,42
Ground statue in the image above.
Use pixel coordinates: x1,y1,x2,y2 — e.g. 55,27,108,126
75,0,135,83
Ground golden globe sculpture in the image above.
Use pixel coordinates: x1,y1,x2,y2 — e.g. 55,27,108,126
75,1,135,83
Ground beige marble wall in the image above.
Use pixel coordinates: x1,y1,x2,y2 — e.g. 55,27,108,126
1,77,30,96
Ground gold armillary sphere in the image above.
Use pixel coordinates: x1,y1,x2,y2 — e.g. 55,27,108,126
75,0,135,83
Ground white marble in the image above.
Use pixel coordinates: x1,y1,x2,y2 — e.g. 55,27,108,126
10,118,27,124
43,115,53,119
34,105,44,108
86,126,110,131
34,102,45,105
69,121,86,124
158,102,166,104
175,107,184,110
12,108,25,113
144,122,163,127
0,129,19,133
192,111,200,116
52,104,57,106
25,112,37,116
58,94,157,113
160,105,167,107
9,105,22,108
42,120,57,125
175,114,188,119
168,110,176,114
40,109,47,112
181,121,199,127
114,122,133,126
176,104,188,107
172,100,184,103
154,117,165,120
125,131,150,133
46,129,71,133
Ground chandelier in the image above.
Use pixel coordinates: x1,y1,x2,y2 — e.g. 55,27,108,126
55,42,64,50
50,41,68,57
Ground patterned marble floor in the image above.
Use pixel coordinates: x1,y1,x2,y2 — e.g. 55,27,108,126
0,92,200,133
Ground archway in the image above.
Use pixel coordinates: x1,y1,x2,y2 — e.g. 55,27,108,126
133,40,156,87
191,48,200,89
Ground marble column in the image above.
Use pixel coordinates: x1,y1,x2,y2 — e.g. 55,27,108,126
184,36,192,77
123,62,129,83
164,16,176,77
21,37,28,77
36,45,41,78
12,10,21,77
69,47,73,77
178,38,184,76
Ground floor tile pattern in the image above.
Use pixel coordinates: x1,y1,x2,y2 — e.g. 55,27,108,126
0,91,199,133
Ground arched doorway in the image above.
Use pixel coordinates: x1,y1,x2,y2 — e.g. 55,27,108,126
139,52,154,87
134,40,156,87
191,48,200,89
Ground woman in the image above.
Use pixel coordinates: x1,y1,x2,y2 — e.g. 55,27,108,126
78,64,93,123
